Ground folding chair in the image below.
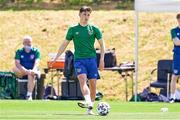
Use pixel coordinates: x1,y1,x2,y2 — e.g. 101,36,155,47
150,60,173,98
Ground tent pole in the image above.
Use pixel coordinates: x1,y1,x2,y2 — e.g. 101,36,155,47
134,11,139,102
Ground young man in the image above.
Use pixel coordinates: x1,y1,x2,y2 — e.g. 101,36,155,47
170,13,180,103
13,36,40,100
51,6,105,114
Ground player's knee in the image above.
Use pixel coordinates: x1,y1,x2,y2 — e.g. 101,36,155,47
89,80,96,85
28,75,35,80
78,74,87,81
90,79,96,84
172,74,179,81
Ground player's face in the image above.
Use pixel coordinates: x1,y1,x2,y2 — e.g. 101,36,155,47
79,11,91,23
23,39,32,47
23,39,32,52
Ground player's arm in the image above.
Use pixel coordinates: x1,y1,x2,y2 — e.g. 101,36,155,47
95,25,105,70
15,50,29,74
32,59,40,71
171,29,180,46
98,39,105,71
173,37,180,46
32,49,40,72
50,27,72,67
52,40,70,62
32,49,41,72
15,60,28,74
52,26,73,62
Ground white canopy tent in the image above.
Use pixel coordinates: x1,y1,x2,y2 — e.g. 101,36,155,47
134,0,180,101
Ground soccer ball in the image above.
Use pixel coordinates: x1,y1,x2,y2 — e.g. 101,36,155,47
97,102,110,116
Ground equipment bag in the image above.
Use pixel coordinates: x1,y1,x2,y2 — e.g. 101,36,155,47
96,48,117,68
0,72,17,99
63,50,77,80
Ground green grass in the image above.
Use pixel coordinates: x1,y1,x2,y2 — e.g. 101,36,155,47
1,100,180,120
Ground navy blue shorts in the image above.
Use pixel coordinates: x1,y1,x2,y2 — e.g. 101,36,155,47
74,58,99,79
173,54,180,75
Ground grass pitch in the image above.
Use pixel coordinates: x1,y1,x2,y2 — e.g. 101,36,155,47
0,100,180,120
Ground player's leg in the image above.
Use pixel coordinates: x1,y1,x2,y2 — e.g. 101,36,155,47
12,67,34,100
89,79,96,106
26,74,35,100
170,54,180,103
74,59,92,109
170,74,178,103
88,79,96,115
86,58,99,115
77,74,92,107
12,67,26,78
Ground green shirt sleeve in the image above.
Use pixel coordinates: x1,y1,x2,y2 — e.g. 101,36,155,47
94,26,102,40
15,50,20,60
35,49,40,59
171,29,177,39
66,27,73,41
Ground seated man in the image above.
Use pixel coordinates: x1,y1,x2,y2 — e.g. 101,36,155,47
12,35,40,100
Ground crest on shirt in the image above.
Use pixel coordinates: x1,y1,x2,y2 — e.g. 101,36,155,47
30,54,35,59
94,74,97,77
75,32,79,35
174,69,178,74
177,33,180,36
76,68,81,73
20,55,24,59
88,30,93,35
88,26,93,35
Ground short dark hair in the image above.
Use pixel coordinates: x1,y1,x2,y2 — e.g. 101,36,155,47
79,6,92,13
176,13,180,19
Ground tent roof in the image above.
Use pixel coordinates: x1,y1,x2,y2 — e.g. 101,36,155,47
135,0,180,12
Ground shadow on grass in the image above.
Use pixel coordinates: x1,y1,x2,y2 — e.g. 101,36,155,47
0,113,100,119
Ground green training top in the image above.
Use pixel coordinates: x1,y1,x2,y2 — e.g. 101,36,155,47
15,47,40,69
66,23,102,60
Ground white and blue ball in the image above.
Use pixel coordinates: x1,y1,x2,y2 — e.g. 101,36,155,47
97,102,110,116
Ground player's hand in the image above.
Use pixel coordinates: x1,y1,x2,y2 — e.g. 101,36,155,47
26,70,32,75
31,69,39,76
99,59,104,71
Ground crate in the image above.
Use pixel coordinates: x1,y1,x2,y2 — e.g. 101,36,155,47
47,53,65,69
61,79,83,100
47,60,65,69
